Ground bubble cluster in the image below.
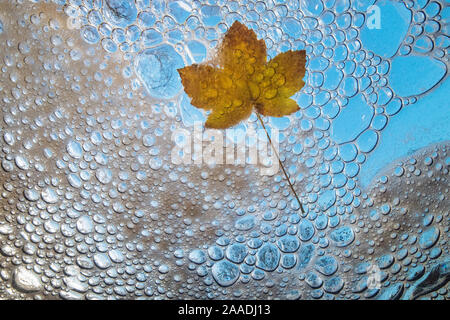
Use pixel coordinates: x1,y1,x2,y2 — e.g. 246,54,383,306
0,0,448,300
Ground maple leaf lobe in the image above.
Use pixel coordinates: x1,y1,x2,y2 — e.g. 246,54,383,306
255,50,306,117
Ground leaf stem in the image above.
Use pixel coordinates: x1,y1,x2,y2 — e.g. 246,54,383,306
256,113,305,214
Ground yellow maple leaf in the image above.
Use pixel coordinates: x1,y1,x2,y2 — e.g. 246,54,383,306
178,21,307,129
